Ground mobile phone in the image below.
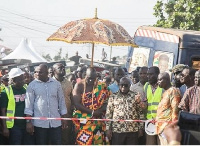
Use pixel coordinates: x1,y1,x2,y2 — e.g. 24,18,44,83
178,111,200,145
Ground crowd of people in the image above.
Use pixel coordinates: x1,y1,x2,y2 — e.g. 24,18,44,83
69,50,118,66
0,62,199,145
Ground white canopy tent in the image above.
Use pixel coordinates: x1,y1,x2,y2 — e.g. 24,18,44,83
3,38,47,63
28,40,47,62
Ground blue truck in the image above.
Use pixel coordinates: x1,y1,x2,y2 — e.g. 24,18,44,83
126,26,200,73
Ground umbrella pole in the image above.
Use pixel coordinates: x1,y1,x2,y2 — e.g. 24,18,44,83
91,43,95,67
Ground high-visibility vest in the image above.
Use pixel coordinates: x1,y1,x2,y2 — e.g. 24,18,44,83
5,85,16,128
144,82,163,119
23,84,28,89
0,84,6,92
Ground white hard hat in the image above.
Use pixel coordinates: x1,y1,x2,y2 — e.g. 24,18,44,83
1,47,5,53
8,68,25,79
145,119,156,135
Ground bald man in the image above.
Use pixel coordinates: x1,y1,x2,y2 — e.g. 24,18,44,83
156,72,181,145
73,67,110,145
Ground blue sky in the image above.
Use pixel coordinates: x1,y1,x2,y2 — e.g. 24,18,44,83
0,0,158,60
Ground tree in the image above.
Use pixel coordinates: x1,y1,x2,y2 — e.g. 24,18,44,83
42,53,52,62
60,52,69,61
153,0,200,30
53,48,62,61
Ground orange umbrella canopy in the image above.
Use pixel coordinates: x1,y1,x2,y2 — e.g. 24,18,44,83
47,9,137,66
47,18,137,47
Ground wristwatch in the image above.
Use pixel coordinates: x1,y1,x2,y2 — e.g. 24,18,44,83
26,119,31,123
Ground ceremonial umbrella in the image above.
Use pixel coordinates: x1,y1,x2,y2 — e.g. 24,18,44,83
47,9,137,67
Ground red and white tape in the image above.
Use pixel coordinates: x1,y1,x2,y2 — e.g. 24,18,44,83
0,116,148,122
0,116,171,123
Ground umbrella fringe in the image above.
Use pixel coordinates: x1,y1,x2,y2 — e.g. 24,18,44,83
47,38,138,48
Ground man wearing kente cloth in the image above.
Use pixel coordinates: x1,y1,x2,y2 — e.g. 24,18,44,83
73,67,110,145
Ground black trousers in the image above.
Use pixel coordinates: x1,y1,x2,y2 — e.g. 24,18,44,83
61,121,75,145
112,132,138,145
34,126,61,145
138,130,146,145
9,127,35,145
0,134,9,145
146,133,160,145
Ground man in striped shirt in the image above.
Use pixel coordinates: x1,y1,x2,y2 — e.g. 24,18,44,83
24,64,67,145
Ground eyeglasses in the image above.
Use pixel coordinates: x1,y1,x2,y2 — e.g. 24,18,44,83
119,84,129,87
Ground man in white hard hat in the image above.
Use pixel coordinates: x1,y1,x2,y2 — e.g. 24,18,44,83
0,68,34,144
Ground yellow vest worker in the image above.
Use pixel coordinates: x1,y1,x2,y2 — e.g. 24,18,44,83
4,85,26,128
0,68,35,145
144,82,163,119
